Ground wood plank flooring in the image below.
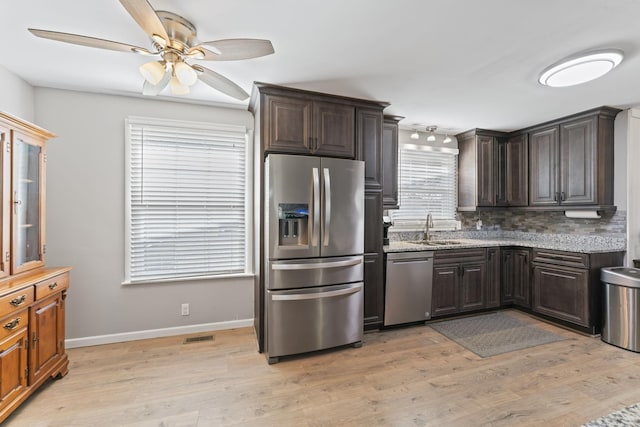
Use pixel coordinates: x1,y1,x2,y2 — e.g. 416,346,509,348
5,310,640,426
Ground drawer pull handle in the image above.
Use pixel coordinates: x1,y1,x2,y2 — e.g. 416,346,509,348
3,317,20,330
48,282,58,290
9,295,26,306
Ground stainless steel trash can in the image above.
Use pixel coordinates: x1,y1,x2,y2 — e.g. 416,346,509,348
601,267,640,352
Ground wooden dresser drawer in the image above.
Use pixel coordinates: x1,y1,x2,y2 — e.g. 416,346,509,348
0,309,28,341
0,287,34,319
35,273,69,300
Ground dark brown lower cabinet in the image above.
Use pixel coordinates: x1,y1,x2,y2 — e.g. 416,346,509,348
486,248,501,308
432,249,487,317
501,248,530,308
532,264,588,326
432,265,459,316
460,263,486,312
363,253,384,330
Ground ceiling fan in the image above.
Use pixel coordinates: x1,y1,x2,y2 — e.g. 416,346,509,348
28,0,274,100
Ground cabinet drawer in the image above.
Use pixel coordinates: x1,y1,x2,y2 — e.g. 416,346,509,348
532,249,589,269
35,273,69,300
0,309,28,341
434,248,486,264
0,287,34,319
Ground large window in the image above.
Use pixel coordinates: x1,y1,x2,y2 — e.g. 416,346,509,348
390,142,459,230
125,117,250,283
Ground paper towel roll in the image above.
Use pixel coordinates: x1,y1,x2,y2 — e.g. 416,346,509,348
564,210,601,219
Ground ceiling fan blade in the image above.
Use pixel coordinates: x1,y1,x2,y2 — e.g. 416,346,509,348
192,65,249,100
194,39,274,61
28,29,153,54
119,0,169,43
142,69,171,96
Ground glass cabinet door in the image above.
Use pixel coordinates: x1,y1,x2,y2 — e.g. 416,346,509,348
11,132,44,274
0,126,9,278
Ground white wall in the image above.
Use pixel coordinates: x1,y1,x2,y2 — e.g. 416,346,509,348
0,65,35,121
626,109,640,265
34,88,255,345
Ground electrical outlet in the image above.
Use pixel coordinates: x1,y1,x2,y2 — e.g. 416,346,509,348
181,303,190,316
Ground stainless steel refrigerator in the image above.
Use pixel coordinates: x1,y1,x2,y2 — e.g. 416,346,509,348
264,154,364,364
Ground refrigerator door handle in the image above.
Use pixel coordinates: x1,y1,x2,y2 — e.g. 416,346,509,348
312,167,320,246
323,167,331,247
271,284,362,301
271,257,363,271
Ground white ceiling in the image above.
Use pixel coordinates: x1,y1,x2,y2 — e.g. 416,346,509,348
3,0,640,133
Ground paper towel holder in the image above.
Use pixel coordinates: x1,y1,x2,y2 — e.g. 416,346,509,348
564,210,601,219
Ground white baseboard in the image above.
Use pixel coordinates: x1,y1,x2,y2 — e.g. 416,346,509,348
65,318,254,349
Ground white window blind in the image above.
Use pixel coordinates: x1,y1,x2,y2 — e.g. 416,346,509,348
391,143,458,228
125,117,249,283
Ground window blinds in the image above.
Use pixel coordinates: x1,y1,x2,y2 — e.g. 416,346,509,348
126,118,248,282
391,144,458,224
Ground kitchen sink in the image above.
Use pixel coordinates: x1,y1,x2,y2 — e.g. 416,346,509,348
408,240,463,246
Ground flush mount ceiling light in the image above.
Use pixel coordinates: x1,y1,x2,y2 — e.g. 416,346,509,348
426,126,437,142
410,129,420,140
538,48,624,87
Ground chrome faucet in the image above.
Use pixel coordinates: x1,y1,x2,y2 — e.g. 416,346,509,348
425,212,434,241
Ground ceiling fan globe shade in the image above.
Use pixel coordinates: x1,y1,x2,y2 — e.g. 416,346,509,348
174,61,198,86
170,75,190,95
139,61,166,85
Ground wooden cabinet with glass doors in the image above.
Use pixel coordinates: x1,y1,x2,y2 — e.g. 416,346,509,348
0,112,71,424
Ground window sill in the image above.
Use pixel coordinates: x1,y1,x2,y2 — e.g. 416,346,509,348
122,272,255,286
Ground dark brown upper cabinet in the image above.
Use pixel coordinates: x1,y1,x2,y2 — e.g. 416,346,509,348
505,133,529,207
457,129,510,210
528,107,619,208
382,115,402,209
357,108,383,189
263,94,355,158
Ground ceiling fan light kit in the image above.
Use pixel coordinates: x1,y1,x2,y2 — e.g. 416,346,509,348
139,60,166,85
538,48,624,87
28,0,275,100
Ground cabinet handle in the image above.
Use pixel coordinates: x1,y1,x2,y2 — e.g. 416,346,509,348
3,317,20,330
9,295,26,307
48,282,58,290
554,192,558,202
561,192,566,201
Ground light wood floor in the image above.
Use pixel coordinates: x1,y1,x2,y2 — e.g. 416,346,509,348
5,310,640,426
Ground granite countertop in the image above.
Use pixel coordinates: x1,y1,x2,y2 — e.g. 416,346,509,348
384,231,626,254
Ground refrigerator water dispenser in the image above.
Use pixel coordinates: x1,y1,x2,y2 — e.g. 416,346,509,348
278,203,309,246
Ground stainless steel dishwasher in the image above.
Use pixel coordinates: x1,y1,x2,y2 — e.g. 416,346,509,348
384,251,434,326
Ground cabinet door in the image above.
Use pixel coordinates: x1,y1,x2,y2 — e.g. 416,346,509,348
486,248,501,308
501,249,514,304
313,101,355,158
11,131,45,275
363,253,383,330
513,250,531,308
476,135,495,206
0,329,28,413
264,94,313,155
559,116,596,205
495,139,508,206
382,120,399,208
364,191,382,254
460,262,486,312
432,265,459,316
529,126,559,206
357,108,383,189
29,294,64,384
0,126,10,278
506,134,529,206
532,264,589,327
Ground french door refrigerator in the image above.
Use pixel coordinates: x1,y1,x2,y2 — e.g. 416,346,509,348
264,154,364,364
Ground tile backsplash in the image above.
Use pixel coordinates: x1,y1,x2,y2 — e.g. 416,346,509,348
458,210,626,236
